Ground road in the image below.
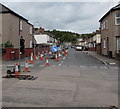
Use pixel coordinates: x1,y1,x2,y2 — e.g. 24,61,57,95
2,48,118,107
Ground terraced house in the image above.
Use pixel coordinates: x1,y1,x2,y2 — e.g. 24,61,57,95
0,3,34,60
99,3,120,58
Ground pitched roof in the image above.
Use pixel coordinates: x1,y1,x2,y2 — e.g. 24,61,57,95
99,4,120,22
0,3,28,21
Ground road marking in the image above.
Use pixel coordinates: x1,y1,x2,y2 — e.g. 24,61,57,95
109,63,116,65
40,65,45,67
63,57,66,60
58,63,62,67
58,61,64,67
80,66,85,68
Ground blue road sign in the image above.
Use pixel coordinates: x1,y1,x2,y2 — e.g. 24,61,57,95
51,46,58,52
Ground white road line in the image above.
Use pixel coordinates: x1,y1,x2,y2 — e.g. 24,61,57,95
58,61,64,67
58,63,62,67
40,65,45,67
63,57,66,60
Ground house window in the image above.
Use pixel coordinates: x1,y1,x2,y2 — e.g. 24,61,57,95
105,20,108,29
103,39,106,49
101,23,103,30
115,12,120,25
116,36,120,53
30,26,32,35
103,21,105,29
20,20,22,31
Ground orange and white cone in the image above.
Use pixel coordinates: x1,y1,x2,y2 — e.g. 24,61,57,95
38,52,40,57
33,53,37,59
49,51,52,55
55,53,58,61
58,52,61,59
64,50,66,56
30,53,34,64
66,49,68,54
15,63,20,76
40,53,44,60
23,60,30,72
45,58,49,66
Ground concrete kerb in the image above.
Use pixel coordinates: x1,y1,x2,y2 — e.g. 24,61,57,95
89,54,108,66
83,51,108,66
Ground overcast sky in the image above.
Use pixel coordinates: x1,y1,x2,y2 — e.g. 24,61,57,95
1,1,120,34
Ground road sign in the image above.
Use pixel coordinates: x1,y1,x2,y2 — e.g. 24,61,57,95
51,46,58,52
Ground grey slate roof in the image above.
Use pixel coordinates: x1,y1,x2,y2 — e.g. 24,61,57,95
0,3,28,21
99,4,120,22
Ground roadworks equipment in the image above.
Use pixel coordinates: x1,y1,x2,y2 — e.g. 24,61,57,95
40,52,44,60
23,60,30,72
45,58,49,66
15,63,20,76
55,53,59,61
30,53,34,64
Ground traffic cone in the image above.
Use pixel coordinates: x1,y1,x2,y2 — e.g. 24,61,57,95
23,60,30,72
40,52,44,60
55,53,58,61
49,51,52,55
38,52,40,57
58,52,61,59
45,58,49,66
30,53,34,64
66,49,68,54
64,50,66,56
33,53,37,59
15,63,20,76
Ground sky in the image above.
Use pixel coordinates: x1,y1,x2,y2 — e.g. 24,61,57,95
1,0,120,34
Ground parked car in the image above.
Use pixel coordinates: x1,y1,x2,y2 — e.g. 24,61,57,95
75,45,83,51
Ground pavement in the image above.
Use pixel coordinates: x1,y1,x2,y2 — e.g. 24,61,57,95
83,51,118,67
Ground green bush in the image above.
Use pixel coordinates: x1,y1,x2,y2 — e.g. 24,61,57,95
1,41,14,53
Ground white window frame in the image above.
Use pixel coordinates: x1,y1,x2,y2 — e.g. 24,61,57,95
20,20,23,31
115,12,120,25
103,21,106,29
116,37,120,53
105,20,108,29
103,39,106,49
101,23,103,30
30,26,32,35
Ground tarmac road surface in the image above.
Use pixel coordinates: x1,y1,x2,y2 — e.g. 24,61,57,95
2,48,118,107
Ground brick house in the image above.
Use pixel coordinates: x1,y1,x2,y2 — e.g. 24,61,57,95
99,3,120,58
84,30,101,52
0,3,34,60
